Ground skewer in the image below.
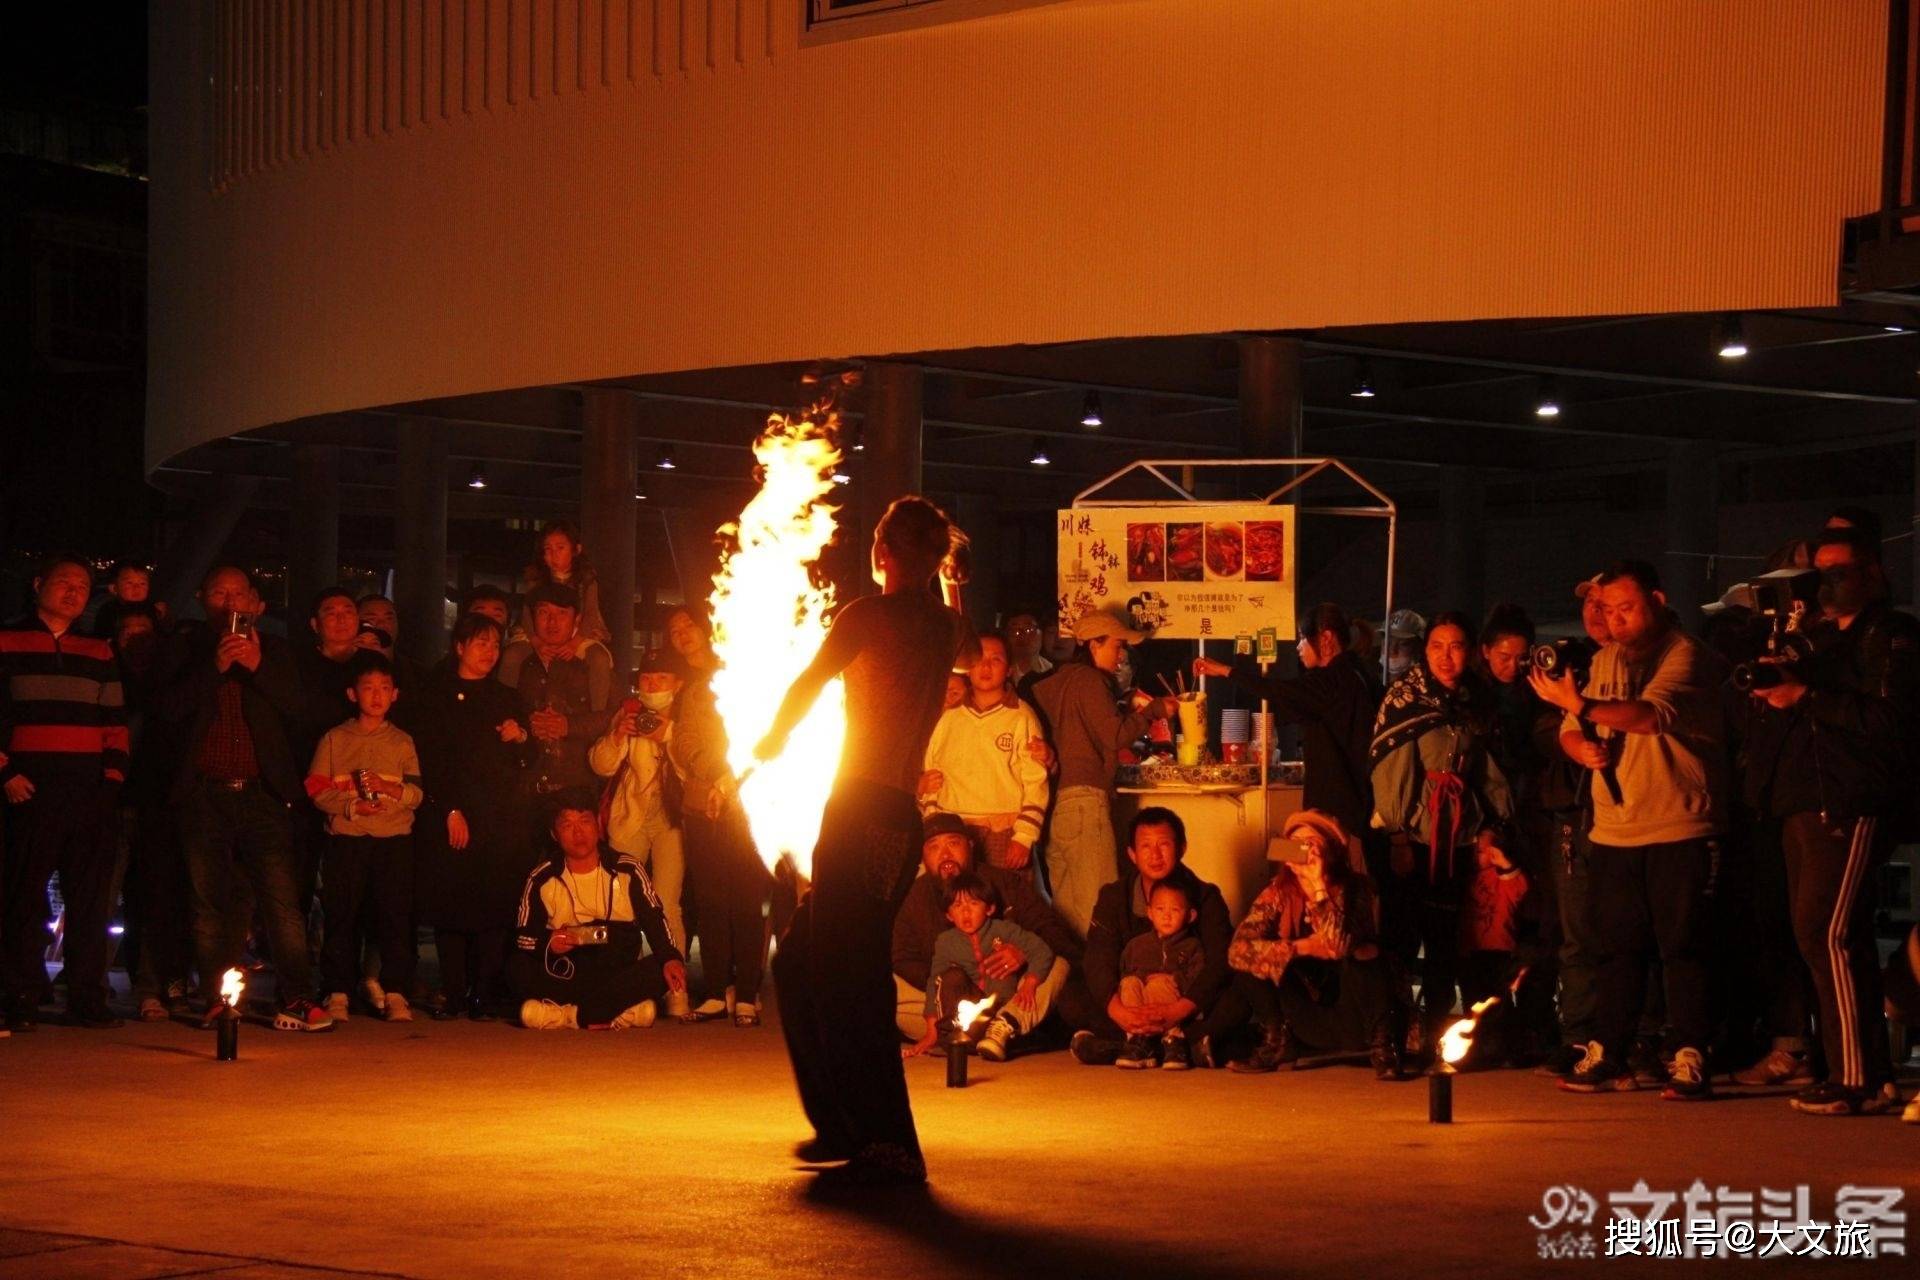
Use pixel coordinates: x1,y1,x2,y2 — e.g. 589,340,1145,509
1156,673,1179,698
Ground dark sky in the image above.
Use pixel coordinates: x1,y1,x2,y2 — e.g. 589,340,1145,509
1,7,146,111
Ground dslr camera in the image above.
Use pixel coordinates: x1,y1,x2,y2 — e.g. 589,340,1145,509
1529,636,1600,682
1729,568,1821,693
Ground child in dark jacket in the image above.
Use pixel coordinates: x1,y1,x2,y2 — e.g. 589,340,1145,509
905,872,1054,1061
1117,881,1205,1069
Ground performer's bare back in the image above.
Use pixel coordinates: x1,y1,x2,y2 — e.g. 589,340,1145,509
837,593,968,794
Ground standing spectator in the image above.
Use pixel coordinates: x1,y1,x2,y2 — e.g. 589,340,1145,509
1369,611,1513,1061
499,583,614,799
1738,528,1916,1115
153,567,332,1032
1029,611,1177,938
589,648,690,1017
1003,612,1053,702
306,654,425,1022
514,521,611,650
413,612,529,1020
663,606,772,1026
1071,807,1238,1069
0,554,128,1030
355,595,424,711
917,631,1051,880
460,584,513,631
1531,560,1726,1100
299,587,373,740
1225,810,1402,1077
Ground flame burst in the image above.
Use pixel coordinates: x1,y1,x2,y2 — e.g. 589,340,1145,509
955,996,997,1033
219,967,245,1009
1439,996,1499,1065
708,408,848,881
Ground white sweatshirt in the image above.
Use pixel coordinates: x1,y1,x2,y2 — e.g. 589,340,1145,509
921,697,1052,847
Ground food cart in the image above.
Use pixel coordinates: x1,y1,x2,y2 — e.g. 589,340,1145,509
1062,458,1397,920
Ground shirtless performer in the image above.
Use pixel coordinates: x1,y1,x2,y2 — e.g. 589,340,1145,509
755,496,976,1186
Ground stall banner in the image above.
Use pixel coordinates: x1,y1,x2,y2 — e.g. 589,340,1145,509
1057,505,1296,641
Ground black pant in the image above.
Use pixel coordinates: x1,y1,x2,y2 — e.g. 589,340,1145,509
684,805,771,1004
1783,813,1893,1090
320,834,415,997
2,777,118,1010
435,927,506,1007
1731,816,1814,1054
1590,837,1717,1056
773,779,924,1159
123,802,192,1002
1234,960,1395,1053
517,947,667,1025
181,782,312,1003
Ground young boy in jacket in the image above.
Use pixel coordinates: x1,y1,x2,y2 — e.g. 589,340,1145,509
1116,881,1206,1070
904,873,1054,1060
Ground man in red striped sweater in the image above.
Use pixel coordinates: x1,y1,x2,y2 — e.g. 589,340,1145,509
0,553,129,1030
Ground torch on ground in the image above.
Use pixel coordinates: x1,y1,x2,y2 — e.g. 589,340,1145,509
1429,996,1503,1123
215,967,245,1062
945,996,998,1088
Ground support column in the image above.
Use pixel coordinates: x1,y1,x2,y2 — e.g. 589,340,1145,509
1439,468,1486,626
580,388,640,680
1664,441,1718,628
857,362,925,593
287,442,341,621
394,418,449,668
1239,336,1305,458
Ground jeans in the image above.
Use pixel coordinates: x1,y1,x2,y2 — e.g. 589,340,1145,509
2,777,118,1009
1550,813,1602,1045
1589,837,1718,1057
1044,787,1118,940
180,782,313,1004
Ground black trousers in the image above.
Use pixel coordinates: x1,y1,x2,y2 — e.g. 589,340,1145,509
684,805,772,1004
320,834,415,997
181,782,312,1003
773,779,924,1159
1234,959,1395,1053
435,927,506,1006
123,802,192,1001
1782,813,1893,1090
518,947,667,1025
1589,837,1717,1057
1734,816,1814,1053
2,777,118,1009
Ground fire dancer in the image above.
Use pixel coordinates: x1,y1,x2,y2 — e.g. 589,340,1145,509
754,495,976,1186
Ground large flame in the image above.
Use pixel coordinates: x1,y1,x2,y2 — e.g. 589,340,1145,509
708,408,848,880
1439,996,1499,1065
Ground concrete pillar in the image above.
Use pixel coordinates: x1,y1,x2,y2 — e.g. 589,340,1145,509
157,475,262,618
1238,336,1305,458
580,388,640,681
287,443,341,621
857,362,925,593
394,418,449,668
1439,468,1486,625
1664,441,1718,628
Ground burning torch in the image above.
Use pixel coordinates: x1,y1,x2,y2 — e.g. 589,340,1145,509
1429,996,1499,1123
945,994,997,1088
216,967,244,1061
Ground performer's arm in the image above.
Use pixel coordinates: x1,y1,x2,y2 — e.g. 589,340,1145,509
754,601,870,761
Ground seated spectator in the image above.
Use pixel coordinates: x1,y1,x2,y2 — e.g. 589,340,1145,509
589,648,689,1016
1115,881,1206,1070
499,582,614,797
1070,806,1237,1068
1225,810,1404,1078
513,793,687,1029
893,812,1081,1061
513,521,611,649
917,631,1051,879
902,872,1054,1061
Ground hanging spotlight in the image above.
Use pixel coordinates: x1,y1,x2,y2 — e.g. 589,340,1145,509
1029,438,1052,467
466,465,488,490
1079,392,1104,429
633,476,649,501
1349,360,1377,399
1534,380,1562,419
655,447,678,471
1715,314,1749,360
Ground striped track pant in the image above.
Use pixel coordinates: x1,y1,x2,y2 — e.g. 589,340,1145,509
1782,813,1892,1090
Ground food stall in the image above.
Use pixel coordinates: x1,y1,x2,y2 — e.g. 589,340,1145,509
1061,459,1397,921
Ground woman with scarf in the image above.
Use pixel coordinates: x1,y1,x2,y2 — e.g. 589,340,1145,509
1368,611,1513,1063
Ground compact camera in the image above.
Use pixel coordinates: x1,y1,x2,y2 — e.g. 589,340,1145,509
564,924,610,946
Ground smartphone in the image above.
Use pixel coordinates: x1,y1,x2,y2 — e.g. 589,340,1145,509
227,611,253,637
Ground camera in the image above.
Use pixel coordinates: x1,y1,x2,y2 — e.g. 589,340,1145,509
619,697,663,737
564,924,609,946
1529,636,1599,681
1730,569,1821,693
226,610,254,637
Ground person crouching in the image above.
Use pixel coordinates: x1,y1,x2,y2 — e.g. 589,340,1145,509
513,791,688,1029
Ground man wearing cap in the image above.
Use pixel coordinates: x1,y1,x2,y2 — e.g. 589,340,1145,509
499,582,614,798
1029,611,1178,938
1384,608,1427,682
892,812,1083,1058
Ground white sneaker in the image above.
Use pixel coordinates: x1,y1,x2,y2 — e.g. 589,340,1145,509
665,989,691,1020
361,978,387,1012
977,1017,1014,1062
611,1000,657,1030
324,992,350,1022
383,993,413,1023
520,998,578,1030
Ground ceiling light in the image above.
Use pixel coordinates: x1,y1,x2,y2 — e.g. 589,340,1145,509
633,476,649,501
1886,324,1907,333
1349,360,1376,399
1534,380,1561,419
466,465,488,490
1029,438,1052,467
655,447,677,471
1716,314,1748,360
1079,392,1104,429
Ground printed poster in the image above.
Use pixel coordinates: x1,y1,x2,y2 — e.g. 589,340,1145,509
1056,505,1296,641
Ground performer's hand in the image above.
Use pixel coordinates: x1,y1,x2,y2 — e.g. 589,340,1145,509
753,731,786,763
663,959,688,993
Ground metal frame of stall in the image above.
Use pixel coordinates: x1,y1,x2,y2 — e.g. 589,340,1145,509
1071,458,1398,857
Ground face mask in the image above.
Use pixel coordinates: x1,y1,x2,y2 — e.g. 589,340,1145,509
1817,567,1869,615
637,689,675,712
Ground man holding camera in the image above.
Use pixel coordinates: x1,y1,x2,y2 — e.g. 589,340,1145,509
1530,560,1726,1100
1739,527,1917,1116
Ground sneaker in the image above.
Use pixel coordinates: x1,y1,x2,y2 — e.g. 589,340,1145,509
383,993,413,1023
665,989,691,1020
1628,1038,1669,1086
273,998,336,1033
734,1002,760,1028
1533,1041,1587,1078
1159,1030,1191,1071
977,1017,1014,1062
1731,1047,1815,1088
1790,1081,1901,1116
1069,1030,1122,1067
682,997,728,1023
324,992,351,1022
520,998,579,1030
1115,1034,1157,1069
360,978,387,1014
611,1000,657,1029
1559,1041,1636,1093
138,997,170,1023
1661,1047,1712,1101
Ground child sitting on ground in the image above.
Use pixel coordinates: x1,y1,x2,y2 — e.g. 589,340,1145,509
905,872,1054,1063
1116,881,1206,1070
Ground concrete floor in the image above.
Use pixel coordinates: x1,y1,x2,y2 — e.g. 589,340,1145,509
2,1010,1915,1279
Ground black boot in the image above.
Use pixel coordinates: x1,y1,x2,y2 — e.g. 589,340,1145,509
1370,1014,1405,1080
1228,1020,1297,1074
